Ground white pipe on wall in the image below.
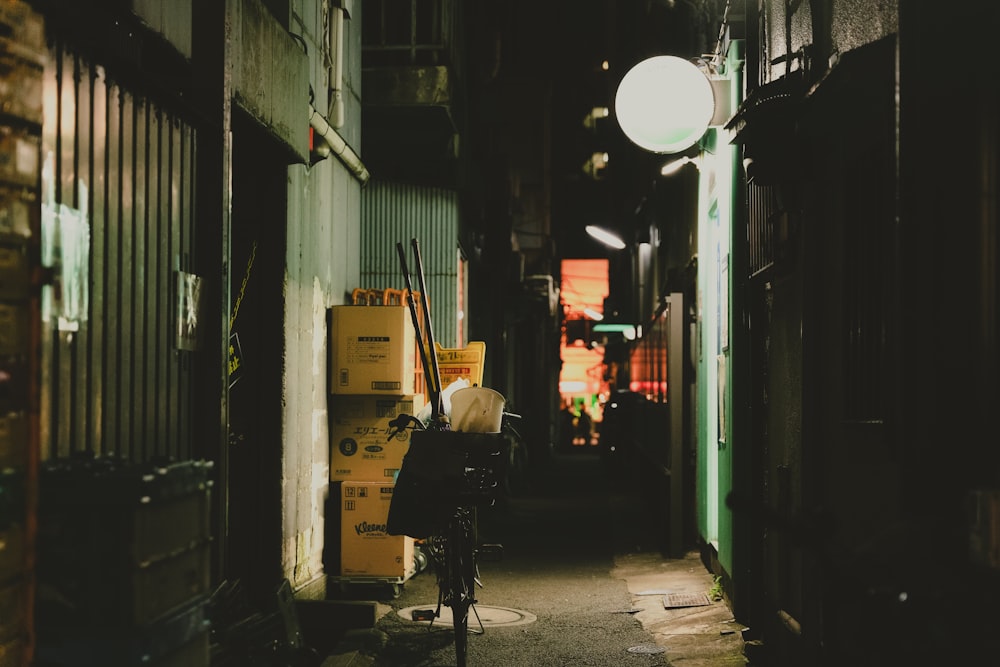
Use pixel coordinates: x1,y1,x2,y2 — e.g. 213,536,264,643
328,0,349,128
309,104,369,184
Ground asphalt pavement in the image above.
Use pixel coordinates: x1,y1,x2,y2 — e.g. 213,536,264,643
323,450,747,666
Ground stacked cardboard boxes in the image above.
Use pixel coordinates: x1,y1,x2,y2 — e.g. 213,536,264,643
326,305,420,583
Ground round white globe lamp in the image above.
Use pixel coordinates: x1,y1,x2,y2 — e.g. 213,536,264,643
614,55,715,154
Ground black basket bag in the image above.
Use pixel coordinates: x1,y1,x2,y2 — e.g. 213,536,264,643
387,430,508,539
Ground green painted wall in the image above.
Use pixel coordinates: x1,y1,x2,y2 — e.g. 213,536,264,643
695,43,744,582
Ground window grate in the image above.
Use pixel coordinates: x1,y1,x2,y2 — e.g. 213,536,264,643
748,183,778,276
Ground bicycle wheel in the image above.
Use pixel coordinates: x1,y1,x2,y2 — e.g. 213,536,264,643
448,510,477,667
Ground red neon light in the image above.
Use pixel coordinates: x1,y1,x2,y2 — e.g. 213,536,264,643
628,380,668,395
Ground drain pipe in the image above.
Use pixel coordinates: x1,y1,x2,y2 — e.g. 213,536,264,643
309,104,370,185
328,0,349,128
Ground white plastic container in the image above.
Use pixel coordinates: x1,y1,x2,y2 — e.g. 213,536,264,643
449,387,505,433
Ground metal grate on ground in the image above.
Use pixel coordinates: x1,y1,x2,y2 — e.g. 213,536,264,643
662,592,712,609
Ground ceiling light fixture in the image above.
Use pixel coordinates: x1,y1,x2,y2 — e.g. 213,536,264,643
585,225,626,250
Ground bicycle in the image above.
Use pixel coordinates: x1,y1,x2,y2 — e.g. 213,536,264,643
386,416,509,667
415,498,487,666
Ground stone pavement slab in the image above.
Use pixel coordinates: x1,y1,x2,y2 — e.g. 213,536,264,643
612,550,748,666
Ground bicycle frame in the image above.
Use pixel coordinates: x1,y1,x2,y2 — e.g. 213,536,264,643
414,505,482,666
386,427,509,666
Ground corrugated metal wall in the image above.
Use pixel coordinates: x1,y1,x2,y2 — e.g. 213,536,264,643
40,41,198,462
360,180,459,348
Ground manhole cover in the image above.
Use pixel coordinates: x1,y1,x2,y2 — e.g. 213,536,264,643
627,643,667,654
663,592,712,609
398,604,537,627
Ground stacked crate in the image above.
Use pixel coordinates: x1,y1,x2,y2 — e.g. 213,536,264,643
35,457,214,666
326,301,422,587
0,3,44,665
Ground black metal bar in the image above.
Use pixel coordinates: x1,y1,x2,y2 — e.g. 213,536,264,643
396,242,435,408
411,238,444,419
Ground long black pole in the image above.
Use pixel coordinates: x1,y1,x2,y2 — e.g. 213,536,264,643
410,238,444,420
395,242,435,409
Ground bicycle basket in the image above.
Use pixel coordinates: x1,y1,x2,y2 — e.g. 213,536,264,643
386,430,508,538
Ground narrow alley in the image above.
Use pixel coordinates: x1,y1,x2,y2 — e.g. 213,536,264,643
3,3,1000,666
326,450,746,666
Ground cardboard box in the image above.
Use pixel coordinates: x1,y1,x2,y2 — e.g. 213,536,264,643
335,482,414,578
329,394,424,482
330,306,416,395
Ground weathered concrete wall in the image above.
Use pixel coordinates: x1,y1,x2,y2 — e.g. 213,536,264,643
132,0,193,58
280,0,364,595
229,0,310,161
763,0,898,83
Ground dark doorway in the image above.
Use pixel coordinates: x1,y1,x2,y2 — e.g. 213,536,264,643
225,110,288,598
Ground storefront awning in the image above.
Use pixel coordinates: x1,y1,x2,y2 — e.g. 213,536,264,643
726,70,808,145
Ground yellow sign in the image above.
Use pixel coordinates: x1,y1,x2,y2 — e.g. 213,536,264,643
229,332,243,388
